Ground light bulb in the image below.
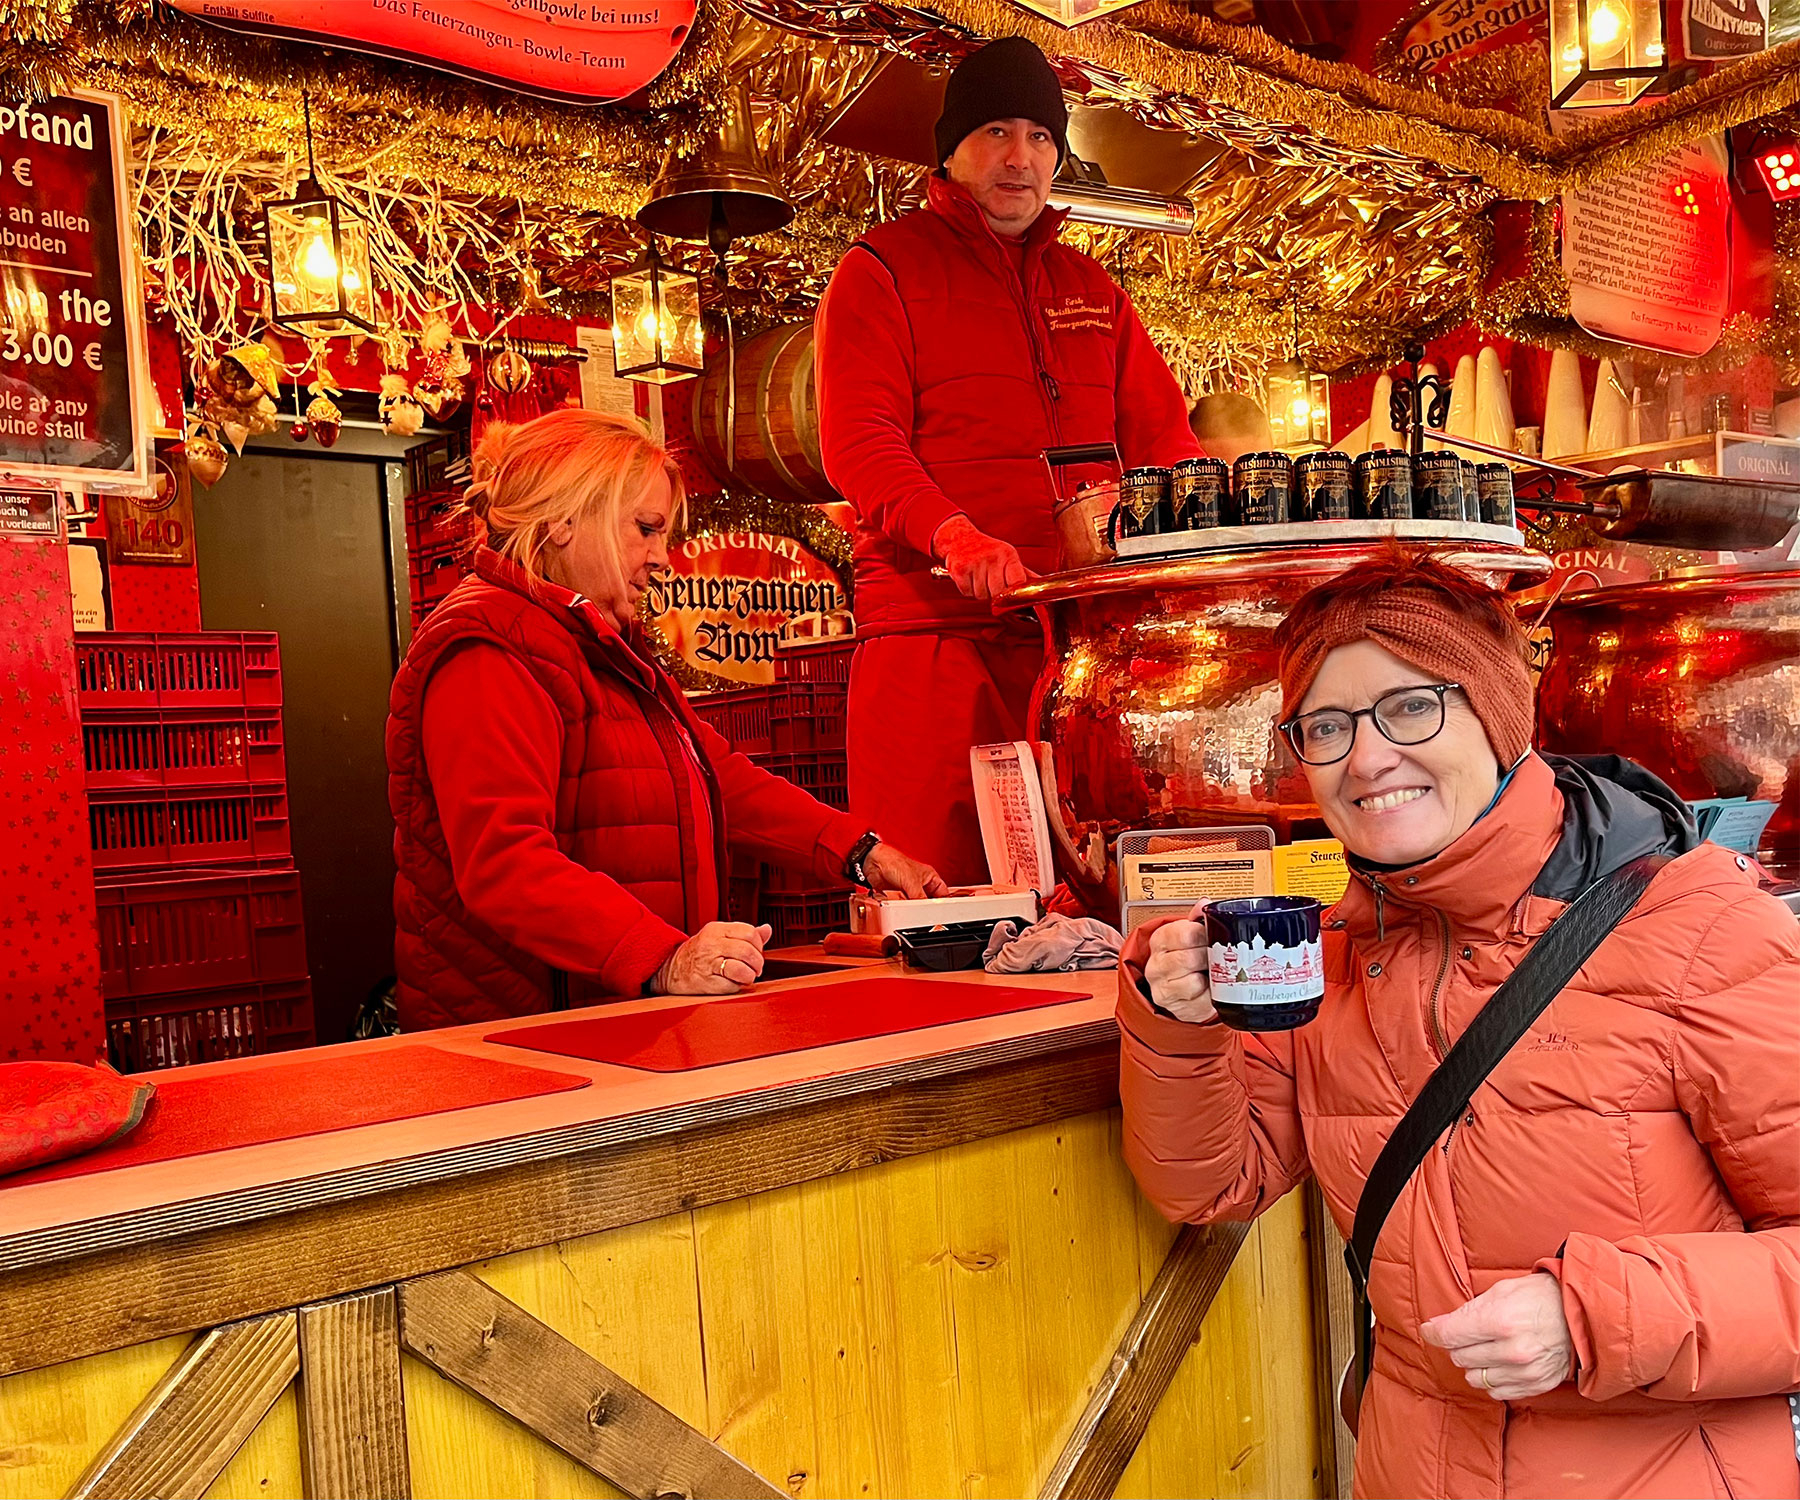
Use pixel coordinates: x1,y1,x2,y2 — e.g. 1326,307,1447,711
1587,0,1626,59
300,230,339,286
340,268,362,292
1288,394,1312,424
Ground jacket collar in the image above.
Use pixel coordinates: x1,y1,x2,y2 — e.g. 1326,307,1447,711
926,174,1069,258
471,545,659,695
1332,752,1565,943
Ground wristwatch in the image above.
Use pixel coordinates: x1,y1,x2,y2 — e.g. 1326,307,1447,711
843,830,882,888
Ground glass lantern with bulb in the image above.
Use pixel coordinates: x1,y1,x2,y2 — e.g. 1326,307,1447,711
610,242,704,385
1266,360,1331,449
1549,0,1666,108
260,95,376,334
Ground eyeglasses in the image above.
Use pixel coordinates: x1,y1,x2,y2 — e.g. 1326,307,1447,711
1279,683,1464,766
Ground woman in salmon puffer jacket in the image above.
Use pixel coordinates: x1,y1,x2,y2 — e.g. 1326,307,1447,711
1116,547,1800,1500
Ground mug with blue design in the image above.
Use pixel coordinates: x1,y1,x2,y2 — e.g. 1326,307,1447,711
1202,895,1325,1031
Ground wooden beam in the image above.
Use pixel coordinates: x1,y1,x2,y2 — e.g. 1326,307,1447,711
0,1040,1117,1377
1037,1221,1251,1500
65,1313,298,1500
1306,1182,1359,1500
399,1269,784,1500
297,1288,412,1500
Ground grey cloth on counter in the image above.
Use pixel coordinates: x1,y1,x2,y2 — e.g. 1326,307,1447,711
982,913,1123,973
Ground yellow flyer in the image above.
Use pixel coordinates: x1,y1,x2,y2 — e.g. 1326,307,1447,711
1273,839,1350,903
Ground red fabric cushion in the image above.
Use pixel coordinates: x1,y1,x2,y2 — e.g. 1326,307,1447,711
489,977,1093,1072
0,1062,154,1177
8,1044,589,1186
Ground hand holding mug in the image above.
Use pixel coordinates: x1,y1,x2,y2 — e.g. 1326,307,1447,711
1143,917,1217,1023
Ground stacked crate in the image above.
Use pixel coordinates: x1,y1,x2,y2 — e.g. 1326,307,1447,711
404,431,474,628
689,637,857,947
76,633,314,1070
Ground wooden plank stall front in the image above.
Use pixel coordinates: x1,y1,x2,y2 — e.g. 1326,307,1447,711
0,965,1325,1500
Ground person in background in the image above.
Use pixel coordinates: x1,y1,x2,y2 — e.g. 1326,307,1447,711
816,35,1201,886
1188,390,1274,465
1117,547,1800,1499
386,410,945,1031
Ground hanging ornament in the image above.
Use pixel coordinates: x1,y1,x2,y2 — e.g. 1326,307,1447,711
413,315,469,420
306,391,343,448
200,342,282,451
487,346,533,395
379,372,424,437
289,387,308,442
377,326,412,372
187,425,230,487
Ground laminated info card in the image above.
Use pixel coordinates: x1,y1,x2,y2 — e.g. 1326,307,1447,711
1273,839,1350,903
1121,848,1273,903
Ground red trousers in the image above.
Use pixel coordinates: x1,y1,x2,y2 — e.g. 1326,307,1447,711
846,629,1046,886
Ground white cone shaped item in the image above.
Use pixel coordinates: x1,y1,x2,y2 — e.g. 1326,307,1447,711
1474,345,1516,453
1445,354,1478,459
1542,349,1588,461
1367,374,1401,451
1587,358,1630,454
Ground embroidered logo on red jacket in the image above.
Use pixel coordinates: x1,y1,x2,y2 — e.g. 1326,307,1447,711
1043,297,1113,334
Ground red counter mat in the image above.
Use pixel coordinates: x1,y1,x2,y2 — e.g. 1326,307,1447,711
10,1045,591,1186
488,977,1094,1072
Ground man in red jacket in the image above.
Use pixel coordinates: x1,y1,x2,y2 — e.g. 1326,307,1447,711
817,36,1201,885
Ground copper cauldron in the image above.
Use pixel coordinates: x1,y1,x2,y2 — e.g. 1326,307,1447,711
1537,567,1800,879
1002,540,1550,912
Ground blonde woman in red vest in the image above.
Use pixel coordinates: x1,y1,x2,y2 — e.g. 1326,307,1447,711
386,409,945,1031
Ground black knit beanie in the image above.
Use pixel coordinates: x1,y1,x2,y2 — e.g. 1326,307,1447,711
933,37,1069,168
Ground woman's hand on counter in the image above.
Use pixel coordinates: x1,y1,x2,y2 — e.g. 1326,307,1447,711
862,844,951,900
1142,919,1218,1023
653,921,773,995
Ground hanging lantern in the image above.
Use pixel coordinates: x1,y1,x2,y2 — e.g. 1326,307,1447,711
610,241,704,385
1265,302,1330,450
1549,0,1667,109
261,94,377,334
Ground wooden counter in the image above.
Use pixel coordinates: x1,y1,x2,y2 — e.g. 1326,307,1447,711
0,961,1327,1500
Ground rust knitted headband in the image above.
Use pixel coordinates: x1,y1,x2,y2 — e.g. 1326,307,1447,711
1276,574,1535,769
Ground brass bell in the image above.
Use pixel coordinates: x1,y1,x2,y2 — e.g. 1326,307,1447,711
636,83,793,253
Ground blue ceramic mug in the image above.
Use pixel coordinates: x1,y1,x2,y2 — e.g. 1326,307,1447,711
1202,895,1325,1031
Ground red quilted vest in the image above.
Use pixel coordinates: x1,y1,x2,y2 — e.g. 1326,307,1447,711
386,548,727,1030
819,175,1198,634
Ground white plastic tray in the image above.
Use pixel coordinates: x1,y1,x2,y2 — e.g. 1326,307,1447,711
1115,516,1524,560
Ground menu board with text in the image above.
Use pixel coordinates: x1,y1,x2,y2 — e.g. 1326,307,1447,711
0,90,153,492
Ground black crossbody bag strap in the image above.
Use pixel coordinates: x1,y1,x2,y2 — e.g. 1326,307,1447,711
1342,853,1669,1405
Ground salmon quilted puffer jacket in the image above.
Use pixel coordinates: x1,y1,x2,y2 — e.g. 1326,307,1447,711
1118,752,1800,1500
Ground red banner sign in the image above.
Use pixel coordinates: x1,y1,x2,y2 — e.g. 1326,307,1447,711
0,90,154,493
648,530,848,688
169,0,698,105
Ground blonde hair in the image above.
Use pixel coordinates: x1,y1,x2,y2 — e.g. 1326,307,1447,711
462,409,686,593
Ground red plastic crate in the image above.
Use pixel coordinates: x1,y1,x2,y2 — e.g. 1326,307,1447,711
759,860,851,895
406,495,474,553
753,750,849,810
773,638,855,685
76,633,281,712
410,536,469,610
687,687,772,757
768,681,847,753
760,888,852,948
88,784,292,871
107,978,315,1073
95,868,307,1000
82,708,285,791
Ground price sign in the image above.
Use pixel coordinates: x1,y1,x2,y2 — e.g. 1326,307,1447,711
102,445,194,564
0,90,154,492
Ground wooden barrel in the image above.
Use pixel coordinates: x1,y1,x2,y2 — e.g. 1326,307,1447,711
690,321,839,506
